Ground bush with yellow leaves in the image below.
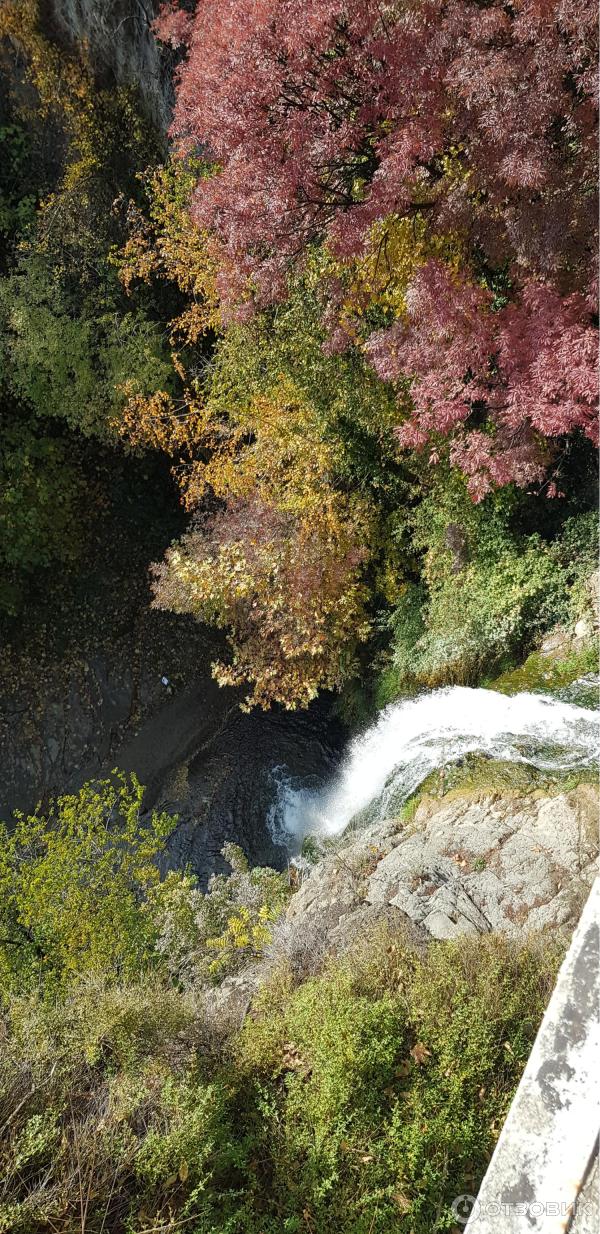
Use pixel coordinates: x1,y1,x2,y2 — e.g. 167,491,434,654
149,842,291,985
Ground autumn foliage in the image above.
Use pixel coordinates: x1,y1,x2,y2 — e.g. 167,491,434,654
113,0,600,707
154,498,371,708
156,0,598,492
368,264,598,498
151,379,374,708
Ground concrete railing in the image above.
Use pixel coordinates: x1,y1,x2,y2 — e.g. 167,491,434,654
456,878,599,1233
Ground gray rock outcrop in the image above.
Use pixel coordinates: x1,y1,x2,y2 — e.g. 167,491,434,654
287,784,598,944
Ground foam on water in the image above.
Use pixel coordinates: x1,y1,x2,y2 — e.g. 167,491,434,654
268,685,599,846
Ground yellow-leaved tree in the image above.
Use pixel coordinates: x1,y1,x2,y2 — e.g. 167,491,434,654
152,378,375,708
115,169,393,709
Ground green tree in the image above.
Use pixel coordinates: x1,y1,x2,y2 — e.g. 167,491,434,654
0,252,173,439
0,18,177,606
0,412,84,612
0,773,175,996
0,121,39,252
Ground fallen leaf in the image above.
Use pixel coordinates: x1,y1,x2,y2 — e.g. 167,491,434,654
410,1042,431,1065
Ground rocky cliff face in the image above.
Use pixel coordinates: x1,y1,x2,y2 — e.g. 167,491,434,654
45,0,171,126
289,783,598,943
210,779,599,1027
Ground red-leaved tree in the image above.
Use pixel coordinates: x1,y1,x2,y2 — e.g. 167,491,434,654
156,0,598,490
368,262,598,498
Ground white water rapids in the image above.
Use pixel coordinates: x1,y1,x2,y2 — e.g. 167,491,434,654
268,684,599,846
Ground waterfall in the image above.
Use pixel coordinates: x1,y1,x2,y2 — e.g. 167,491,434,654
268,684,600,846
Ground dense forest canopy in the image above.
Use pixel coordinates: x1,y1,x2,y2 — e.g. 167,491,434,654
148,0,600,705
158,0,598,484
0,0,598,708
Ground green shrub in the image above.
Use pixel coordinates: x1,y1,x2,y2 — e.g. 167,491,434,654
550,511,599,624
0,979,239,1234
0,764,291,1001
231,928,561,1234
380,478,599,696
0,121,38,245
0,256,172,439
0,927,562,1234
300,834,325,864
417,536,566,684
0,773,175,995
551,511,599,579
149,842,291,985
0,776,291,999
0,49,175,602
375,582,426,705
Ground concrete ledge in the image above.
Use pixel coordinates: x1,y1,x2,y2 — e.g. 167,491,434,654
461,879,600,1233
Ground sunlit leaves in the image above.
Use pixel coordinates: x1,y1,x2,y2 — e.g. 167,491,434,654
153,487,373,710
0,774,175,993
155,0,598,489
117,159,221,346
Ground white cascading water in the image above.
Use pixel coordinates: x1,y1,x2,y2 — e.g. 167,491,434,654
269,684,599,846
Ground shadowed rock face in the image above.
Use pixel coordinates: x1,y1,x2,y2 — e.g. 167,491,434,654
0,551,345,886
44,0,173,126
158,701,344,885
1,618,343,886
0,453,345,886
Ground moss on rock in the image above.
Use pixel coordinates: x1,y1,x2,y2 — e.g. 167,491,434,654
489,643,599,698
399,753,599,823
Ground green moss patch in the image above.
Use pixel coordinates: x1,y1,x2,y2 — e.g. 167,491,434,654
397,753,599,822
490,643,599,698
